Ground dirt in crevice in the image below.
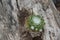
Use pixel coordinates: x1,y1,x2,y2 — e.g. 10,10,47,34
18,8,30,26
33,36,42,40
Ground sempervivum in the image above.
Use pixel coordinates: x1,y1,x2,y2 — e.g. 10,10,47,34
25,14,45,32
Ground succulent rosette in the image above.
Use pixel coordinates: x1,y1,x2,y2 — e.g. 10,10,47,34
25,14,45,32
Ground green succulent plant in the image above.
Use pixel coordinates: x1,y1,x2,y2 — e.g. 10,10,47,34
25,14,45,32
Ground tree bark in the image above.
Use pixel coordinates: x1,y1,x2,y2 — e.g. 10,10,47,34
0,0,60,40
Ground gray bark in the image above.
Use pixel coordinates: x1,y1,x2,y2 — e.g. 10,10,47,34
0,0,60,40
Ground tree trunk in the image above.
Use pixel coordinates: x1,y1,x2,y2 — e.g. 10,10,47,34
0,0,60,40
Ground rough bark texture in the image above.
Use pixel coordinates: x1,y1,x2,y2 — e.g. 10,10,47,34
0,0,60,40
